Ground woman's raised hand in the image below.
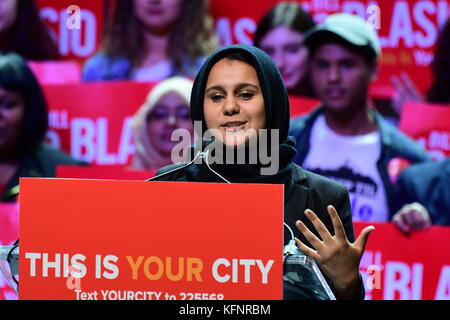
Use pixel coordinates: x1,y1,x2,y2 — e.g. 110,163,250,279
295,205,375,299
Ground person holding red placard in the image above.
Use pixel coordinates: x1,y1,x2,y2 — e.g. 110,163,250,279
151,44,375,300
82,0,217,82
253,2,316,98
289,13,431,224
0,53,83,203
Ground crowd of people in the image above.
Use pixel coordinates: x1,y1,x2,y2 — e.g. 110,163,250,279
0,0,449,300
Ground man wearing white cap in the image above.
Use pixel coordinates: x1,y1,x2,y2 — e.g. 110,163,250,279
289,13,431,225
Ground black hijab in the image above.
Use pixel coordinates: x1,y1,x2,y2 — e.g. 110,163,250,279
186,44,297,185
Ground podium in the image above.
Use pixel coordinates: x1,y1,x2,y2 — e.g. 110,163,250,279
18,178,284,300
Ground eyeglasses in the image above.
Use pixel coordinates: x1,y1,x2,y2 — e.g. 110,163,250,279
147,105,191,122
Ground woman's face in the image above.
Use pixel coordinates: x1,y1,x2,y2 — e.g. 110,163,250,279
146,92,193,156
203,58,266,147
0,86,25,158
259,26,308,90
0,0,18,33
134,0,183,32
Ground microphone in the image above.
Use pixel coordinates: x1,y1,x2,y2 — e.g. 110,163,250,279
0,240,19,294
147,137,230,183
283,223,336,300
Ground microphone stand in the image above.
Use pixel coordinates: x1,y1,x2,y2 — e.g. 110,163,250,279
0,241,19,294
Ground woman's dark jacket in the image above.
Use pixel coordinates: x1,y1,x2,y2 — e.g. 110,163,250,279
151,44,364,300
1,145,85,202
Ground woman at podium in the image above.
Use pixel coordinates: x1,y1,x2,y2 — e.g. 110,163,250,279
151,44,374,300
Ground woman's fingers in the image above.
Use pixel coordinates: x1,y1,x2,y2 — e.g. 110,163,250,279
295,219,324,251
294,237,320,260
354,225,375,253
327,205,346,241
296,206,348,251
304,209,333,242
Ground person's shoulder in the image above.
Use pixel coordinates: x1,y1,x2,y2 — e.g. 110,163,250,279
401,159,449,181
176,55,207,78
376,113,431,161
82,53,110,71
152,163,189,181
36,145,86,166
23,145,87,178
82,53,131,81
289,107,323,136
289,113,309,128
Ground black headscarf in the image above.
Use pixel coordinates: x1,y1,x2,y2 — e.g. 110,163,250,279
186,44,297,185
190,44,291,142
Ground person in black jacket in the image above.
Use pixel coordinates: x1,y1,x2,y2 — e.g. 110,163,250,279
0,53,84,202
151,44,374,300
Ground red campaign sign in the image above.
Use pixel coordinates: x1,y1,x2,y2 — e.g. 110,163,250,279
56,165,156,181
355,222,450,300
4,184,450,300
43,81,157,166
210,0,450,96
0,203,19,300
44,81,309,166
398,101,450,160
36,0,105,62
28,61,81,85
19,179,284,300
289,96,320,117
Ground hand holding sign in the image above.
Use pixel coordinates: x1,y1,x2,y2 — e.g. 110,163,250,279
392,202,431,235
295,205,375,300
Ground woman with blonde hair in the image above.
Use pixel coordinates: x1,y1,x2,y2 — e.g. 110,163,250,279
131,76,194,170
82,0,216,81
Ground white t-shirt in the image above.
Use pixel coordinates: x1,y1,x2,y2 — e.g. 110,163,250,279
302,115,389,222
133,60,172,82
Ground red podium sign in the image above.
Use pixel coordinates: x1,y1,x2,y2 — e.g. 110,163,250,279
19,178,284,300
56,165,156,181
